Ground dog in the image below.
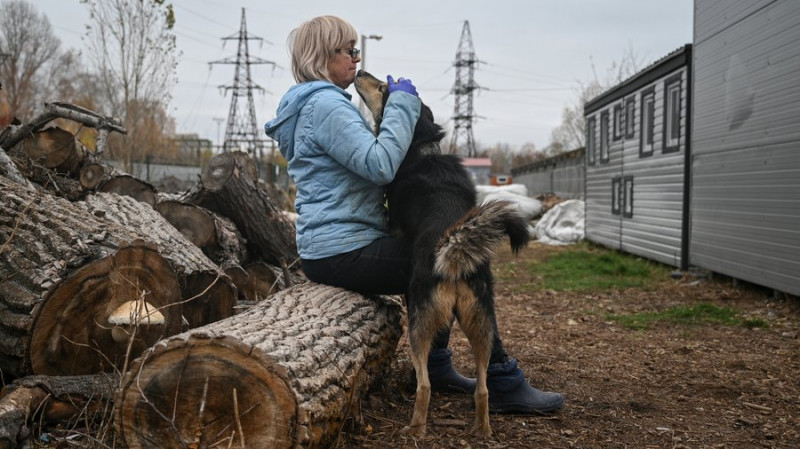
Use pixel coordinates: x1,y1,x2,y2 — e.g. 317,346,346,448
355,70,530,438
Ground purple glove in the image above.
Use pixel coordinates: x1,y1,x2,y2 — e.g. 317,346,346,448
387,75,418,97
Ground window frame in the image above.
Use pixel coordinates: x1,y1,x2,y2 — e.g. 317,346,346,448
624,96,636,140
612,103,623,141
600,110,610,163
611,177,621,215
586,116,597,166
663,73,683,154
639,86,656,158
623,176,634,218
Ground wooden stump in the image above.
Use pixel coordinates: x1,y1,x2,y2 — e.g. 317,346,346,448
116,283,404,449
185,151,298,268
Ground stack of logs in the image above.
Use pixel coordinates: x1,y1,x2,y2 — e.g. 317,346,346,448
0,104,404,448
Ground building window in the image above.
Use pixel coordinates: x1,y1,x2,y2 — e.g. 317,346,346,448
611,177,621,215
624,96,635,139
639,87,655,157
663,73,682,153
612,103,623,141
623,176,634,218
587,116,596,166
600,110,610,163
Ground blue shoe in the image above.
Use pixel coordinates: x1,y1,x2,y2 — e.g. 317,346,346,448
487,358,564,414
427,348,476,394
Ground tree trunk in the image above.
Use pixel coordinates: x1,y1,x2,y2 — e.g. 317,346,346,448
78,193,237,329
184,151,298,268
0,177,232,378
115,282,404,449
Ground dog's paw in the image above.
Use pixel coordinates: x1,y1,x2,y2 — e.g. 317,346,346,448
470,422,492,439
400,424,427,439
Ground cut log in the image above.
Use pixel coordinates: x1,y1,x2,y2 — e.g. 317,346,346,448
155,200,248,267
79,193,237,329
0,373,116,448
97,174,158,207
115,282,404,449
19,127,86,176
185,151,298,268
79,162,109,190
0,177,232,378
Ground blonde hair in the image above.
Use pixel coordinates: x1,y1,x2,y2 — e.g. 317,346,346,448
289,16,358,83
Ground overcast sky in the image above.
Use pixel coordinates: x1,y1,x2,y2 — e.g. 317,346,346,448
36,0,693,151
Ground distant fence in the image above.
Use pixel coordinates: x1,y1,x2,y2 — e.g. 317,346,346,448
109,160,290,189
511,148,585,199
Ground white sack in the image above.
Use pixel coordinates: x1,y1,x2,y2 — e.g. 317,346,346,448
475,184,528,203
534,199,585,246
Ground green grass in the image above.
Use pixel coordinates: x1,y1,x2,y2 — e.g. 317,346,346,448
526,243,670,292
605,303,770,330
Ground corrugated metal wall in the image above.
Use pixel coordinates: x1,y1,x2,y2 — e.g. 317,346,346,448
584,47,691,268
691,0,800,295
512,149,585,199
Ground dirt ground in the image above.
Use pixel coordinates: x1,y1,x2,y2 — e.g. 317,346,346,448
339,242,800,449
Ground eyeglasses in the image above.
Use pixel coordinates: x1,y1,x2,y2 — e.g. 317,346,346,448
336,47,361,59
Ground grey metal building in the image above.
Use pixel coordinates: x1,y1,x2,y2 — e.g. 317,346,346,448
690,0,800,296
584,45,693,269
511,148,585,199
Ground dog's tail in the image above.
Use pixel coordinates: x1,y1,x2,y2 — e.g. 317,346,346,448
434,200,530,280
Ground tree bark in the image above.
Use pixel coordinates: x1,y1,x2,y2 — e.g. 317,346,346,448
116,282,404,449
0,177,233,378
184,151,298,268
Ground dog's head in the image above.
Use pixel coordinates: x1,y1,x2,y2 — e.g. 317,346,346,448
355,70,444,153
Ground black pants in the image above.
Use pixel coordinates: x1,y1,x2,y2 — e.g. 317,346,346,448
302,236,508,362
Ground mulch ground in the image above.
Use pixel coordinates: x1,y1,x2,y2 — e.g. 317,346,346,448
338,242,800,449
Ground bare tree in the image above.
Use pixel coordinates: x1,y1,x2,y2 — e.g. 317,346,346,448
80,0,178,171
548,45,645,155
0,0,61,121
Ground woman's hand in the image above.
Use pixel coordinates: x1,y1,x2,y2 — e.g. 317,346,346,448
387,75,418,97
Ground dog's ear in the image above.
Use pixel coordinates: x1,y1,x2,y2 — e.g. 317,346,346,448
412,103,446,147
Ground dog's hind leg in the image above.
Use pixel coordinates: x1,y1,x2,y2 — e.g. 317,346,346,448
455,279,494,438
403,326,434,438
402,279,455,439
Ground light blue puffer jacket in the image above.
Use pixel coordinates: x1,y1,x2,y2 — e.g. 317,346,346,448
264,80,421,260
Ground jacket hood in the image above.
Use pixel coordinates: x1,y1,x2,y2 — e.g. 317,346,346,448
264,81,350,160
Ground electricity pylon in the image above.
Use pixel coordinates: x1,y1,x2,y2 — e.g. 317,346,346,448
211,8,274,160
449,20,482,157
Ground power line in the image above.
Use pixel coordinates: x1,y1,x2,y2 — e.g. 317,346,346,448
210,8,274,161
449,20,482,157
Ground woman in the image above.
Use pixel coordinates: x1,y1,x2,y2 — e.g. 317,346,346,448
265,15,563,414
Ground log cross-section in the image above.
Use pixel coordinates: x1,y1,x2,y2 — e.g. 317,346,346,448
116,282,404,449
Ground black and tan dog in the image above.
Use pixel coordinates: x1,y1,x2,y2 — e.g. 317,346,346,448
355,70,530,438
